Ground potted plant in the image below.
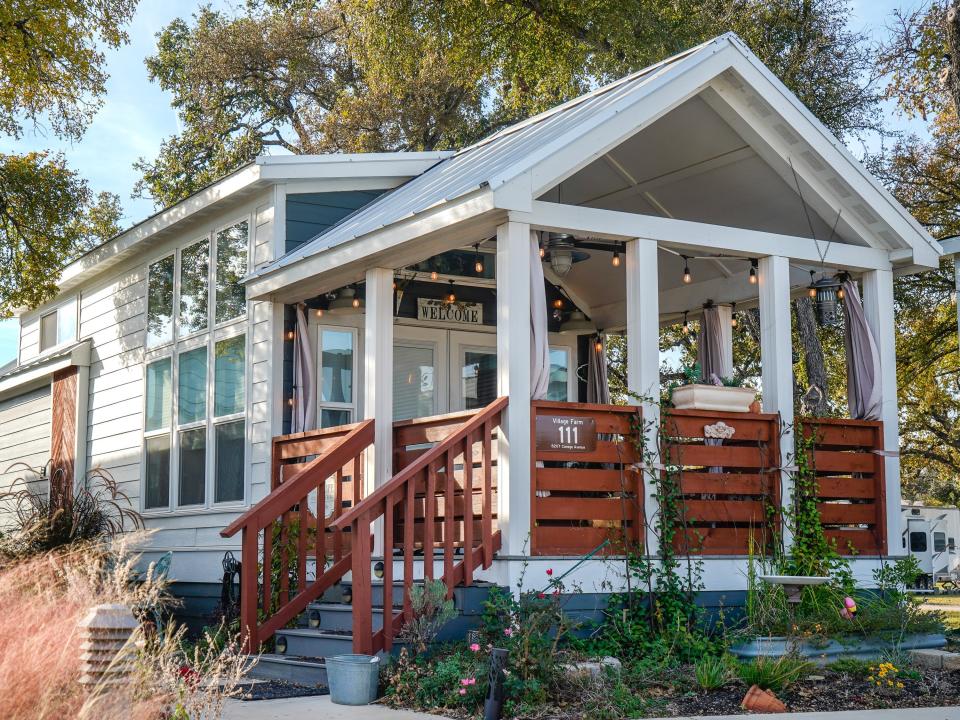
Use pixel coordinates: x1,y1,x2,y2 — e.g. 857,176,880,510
669,364,757,413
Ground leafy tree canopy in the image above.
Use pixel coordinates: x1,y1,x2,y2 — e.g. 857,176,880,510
0,1,135,315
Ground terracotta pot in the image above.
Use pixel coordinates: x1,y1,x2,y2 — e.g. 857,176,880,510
741,685,786,713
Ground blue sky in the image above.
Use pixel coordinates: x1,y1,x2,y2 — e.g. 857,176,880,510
0,0,930,364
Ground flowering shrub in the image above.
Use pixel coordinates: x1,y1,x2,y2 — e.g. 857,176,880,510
382,644,488,711
867,662,906,693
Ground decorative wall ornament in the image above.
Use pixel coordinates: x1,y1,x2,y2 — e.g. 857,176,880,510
703,421,736,440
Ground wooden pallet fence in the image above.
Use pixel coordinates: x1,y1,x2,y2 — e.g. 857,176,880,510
530,401,642,556
660,410,780,555
798,417,887,555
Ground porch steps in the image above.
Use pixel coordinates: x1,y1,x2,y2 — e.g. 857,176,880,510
246,579,497,685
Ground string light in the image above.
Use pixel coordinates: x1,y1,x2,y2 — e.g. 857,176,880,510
749,259,758,284
286,330,295,340
446,280,456,304
682,311,690,334
315,308,324,318
808,270,817,298
731,303,738,328
594,335,604,354
539,242,546,258
682,256,692,284
352,295,361,309
837,286,845,300
474,244,484,273
430,267,439,281
611,249,621,267
552,298,564,309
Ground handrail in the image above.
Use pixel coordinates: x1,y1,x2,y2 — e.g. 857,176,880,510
331,396,508,532
342,396,507,654
220,419,375,652
221,420,374,538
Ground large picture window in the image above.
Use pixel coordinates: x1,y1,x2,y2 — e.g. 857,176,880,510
142,217,249,512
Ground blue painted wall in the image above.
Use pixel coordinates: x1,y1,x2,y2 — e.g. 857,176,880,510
285,190,387,253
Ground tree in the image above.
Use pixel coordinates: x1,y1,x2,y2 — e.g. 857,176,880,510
873,1,960,503
0,1,135,316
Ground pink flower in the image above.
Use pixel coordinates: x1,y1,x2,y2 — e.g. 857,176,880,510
546,568,553,576
553,589,560,596
537,593,545,600
504,628,513,637
464,677,476,686
469,642,480,653
459,688,467,696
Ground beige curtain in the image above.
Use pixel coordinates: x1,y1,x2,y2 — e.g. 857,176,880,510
587,334,610,404
842,279,882,420
696,304,733,383
291,304,316,433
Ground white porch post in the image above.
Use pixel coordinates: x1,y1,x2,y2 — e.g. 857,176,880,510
364,267,394,555
496,221,533,562
861,269,901,554
758,255,794,546
625,239,661,554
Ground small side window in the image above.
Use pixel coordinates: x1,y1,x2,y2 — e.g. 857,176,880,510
39,300,77,352
934,532,947,553
39,311,57,352
949,537,956,551
910,531,928,553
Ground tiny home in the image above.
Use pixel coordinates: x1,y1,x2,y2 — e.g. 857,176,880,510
902,504,960,587
0,34,944,653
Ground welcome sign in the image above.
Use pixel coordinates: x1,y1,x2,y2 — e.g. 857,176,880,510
417,298,483,326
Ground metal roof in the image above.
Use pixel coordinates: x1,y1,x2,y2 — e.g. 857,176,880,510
248,36,724,281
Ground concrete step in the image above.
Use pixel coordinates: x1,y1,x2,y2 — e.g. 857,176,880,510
246,653,328,686
275,628,356,658
318,579,497,613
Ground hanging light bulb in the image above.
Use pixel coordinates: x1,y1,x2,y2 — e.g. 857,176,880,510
749,259,758,284
315,308,324,318
611,249,621,267
594,335,604,354
682,256,692,284
430,266,439,281
837,286,845,300
474,244,484,273
808,270,817,298
682,311,690,334
352,295,361,308
731,303,738,328
539,243,546,258
286,330,295,340
446,280,456,304
552,298,563,309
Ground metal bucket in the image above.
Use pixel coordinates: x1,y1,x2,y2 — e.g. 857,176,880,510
326,654,380,705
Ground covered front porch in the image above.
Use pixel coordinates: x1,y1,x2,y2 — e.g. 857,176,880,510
227,35,938,654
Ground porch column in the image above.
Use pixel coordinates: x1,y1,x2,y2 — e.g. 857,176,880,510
364,267,394,499
861,269,901,553
625,239,661,555
496,221,533,560
758,255,794,546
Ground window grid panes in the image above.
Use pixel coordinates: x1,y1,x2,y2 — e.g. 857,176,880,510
142,217,248,512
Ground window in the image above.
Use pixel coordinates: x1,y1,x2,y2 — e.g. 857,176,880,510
39,299,77,352
547,348,570,402
317,327,356,428
215,221,248,324
950,537,956,551
142,217,249,511
910,531,928,553
934,532,947,553
147,255,175,347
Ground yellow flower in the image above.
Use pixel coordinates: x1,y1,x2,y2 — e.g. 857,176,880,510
896,682,904,689
867,676,874,682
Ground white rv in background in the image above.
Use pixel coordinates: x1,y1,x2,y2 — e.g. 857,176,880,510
902,505,960,588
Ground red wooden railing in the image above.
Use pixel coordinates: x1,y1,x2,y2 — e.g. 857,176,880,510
530,401,642,556
221,420,375,652
331,396,507,654
799,417,887,555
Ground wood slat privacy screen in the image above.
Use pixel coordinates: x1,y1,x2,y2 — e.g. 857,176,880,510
798,418,887,555
660,409,781,556
531,401,642,556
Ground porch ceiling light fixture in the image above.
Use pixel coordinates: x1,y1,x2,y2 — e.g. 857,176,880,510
445,280,457,304
542,233,589,277
559,310,595,335
328,286,362,314
682,256,692,284
473,244,484,273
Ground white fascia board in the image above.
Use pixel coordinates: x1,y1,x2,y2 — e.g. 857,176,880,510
490,39,731,199
59,163,264,288
0,340,90,401
720,37,941,268
511,201,893,271
257,152,453,180
246,188,498,300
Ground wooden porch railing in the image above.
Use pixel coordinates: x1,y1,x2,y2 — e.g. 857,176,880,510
221,420,375,652
331,396,507,655
530,401,642,556
799,417,887,555
661,410,781,555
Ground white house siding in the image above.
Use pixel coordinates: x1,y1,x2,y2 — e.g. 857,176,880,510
6,190,283,585
0,385,52,528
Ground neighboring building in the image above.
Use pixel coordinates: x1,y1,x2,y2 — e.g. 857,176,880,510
902,504,960,586
0,34,944,646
